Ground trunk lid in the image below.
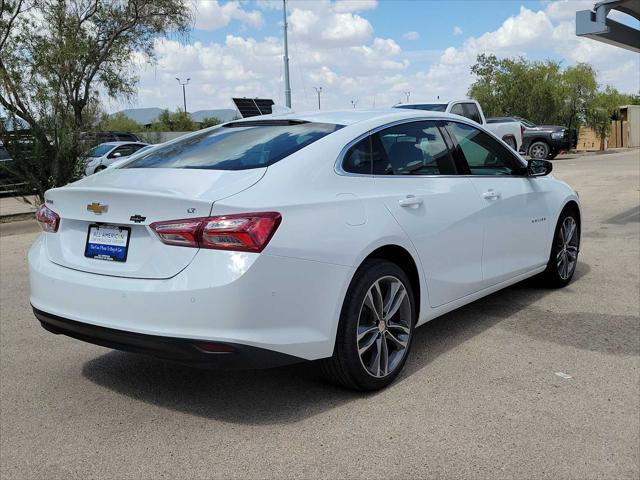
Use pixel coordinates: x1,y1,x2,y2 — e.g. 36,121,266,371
44,167,265,279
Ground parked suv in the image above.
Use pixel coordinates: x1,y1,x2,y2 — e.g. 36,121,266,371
487,117,577,159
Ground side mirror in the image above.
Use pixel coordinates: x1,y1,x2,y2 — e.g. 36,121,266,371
110,152,122,159
528,159,552,177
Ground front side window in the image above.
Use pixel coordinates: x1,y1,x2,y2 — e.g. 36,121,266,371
125,121,342,170
86,144,114,157
446,122,522,176
342,121,456,176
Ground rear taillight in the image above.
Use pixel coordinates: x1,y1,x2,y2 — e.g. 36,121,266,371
36,204,60,233
150,212,281,253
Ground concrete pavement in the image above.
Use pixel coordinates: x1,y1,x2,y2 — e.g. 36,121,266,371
0,150,638,479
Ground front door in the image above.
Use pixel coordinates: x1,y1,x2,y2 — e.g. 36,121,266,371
445,121,552,286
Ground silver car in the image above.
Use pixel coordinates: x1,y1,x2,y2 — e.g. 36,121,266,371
84,141,150,175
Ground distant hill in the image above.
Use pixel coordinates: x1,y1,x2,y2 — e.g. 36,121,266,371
112,108,239,125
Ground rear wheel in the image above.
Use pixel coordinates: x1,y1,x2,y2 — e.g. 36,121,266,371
529,141,549,159
320,259,416,391
541,209,580,287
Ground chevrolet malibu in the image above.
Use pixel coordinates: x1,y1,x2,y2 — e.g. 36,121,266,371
29,109,581,391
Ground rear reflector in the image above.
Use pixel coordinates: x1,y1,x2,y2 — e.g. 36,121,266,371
150,212,281,253
36,204,60,233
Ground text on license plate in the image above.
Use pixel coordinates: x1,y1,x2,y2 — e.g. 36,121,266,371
84,225,131,262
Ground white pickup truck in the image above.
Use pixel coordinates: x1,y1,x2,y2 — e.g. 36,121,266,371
394,99,524,152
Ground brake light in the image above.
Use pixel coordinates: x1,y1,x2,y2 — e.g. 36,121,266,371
150,212,281,252
36,204,60,233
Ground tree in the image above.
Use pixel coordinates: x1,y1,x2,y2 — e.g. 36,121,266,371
0,0,191,202
585,86,628,150
200,116,221,129
468,54,600,128
99,112,143,133
149,108,196,131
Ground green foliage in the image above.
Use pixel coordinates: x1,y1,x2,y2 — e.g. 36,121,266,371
469,54,639,149
469,54,596,128
99,112,143,133
585,86,630,149
0,0,191,203
200,117,222,129
149,108,196,132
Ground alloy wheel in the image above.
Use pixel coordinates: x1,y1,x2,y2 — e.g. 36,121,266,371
356,276,412,378
556,216,579,280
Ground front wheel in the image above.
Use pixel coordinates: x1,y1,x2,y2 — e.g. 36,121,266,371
541,209,580,287
320,259,416,391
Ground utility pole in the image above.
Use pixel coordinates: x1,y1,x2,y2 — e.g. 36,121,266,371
283,0,291,108
351,99,358,109
314,87,323,110
176,77,190,112
403,91,410,103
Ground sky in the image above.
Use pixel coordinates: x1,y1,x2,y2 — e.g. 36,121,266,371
109,0,640,113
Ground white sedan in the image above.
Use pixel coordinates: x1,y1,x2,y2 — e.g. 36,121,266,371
84,141,150,175
29,109,581,391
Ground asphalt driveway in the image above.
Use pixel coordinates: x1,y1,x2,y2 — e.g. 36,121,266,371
1,150,638,479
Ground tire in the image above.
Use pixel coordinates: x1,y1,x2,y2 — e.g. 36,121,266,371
529,141,549,159
319,259,416,391
540,208,580,288
503,136,517,150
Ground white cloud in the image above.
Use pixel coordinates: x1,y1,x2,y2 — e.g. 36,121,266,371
116,0,638,115
193,1,263,30
333,0,378,13
403,31,420,41
453,26,463,36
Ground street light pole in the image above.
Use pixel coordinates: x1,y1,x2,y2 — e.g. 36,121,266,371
403,91,410,103
283,0,292,108
176,77,191,112
314,86,323,110
351,99,358,109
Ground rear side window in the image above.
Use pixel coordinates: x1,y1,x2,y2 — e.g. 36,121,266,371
449,103,465,116
125,121,342,170
342,121,456,176
462,103,482,124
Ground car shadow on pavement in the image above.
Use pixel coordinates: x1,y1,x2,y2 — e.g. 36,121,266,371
81,261,630,425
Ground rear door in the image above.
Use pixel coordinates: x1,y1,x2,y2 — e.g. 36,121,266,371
357,120,485,307
444,120,552,286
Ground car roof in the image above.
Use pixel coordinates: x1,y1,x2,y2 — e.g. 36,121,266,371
228,108,464,127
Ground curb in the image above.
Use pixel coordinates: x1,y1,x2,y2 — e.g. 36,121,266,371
0,212,36,224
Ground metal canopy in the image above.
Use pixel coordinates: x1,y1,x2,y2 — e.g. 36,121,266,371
576,0,640,52
232,98,275,118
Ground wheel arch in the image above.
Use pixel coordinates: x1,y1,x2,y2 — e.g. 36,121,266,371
358,244,422,321
527,137,550,152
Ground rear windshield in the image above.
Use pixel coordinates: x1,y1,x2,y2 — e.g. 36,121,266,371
396,104,448,112
124,121,342,171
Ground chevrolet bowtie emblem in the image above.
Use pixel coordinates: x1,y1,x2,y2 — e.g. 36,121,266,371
87,202,108,215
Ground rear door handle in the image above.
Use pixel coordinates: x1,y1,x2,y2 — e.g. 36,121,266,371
399,195,423,207
482,189,501,200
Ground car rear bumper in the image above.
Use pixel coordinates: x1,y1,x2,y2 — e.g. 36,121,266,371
34,307,304,368
29,234,353,361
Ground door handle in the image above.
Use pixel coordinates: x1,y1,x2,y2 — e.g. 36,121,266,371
482,189,501,200
399,195,423,207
